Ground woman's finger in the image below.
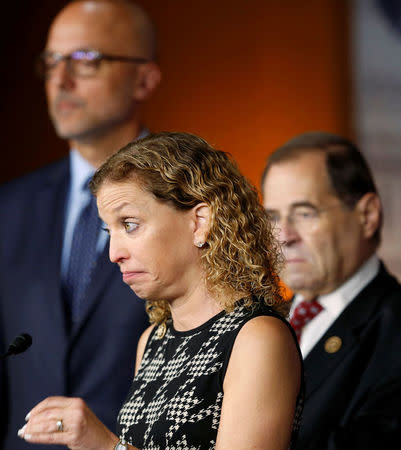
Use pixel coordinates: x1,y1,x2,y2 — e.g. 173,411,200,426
18,417,70,446
25,395,77,419
19,398,85,445
20,414,66,434
18,396,118,449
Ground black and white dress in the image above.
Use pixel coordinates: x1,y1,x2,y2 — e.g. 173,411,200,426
116,301,304,449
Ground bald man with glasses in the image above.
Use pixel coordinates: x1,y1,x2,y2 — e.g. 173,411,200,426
262,131,401,449
0,1,161,449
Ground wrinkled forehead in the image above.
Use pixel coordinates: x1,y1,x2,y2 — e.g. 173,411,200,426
262,152,338,210
96,177,150,209
46,1,142,55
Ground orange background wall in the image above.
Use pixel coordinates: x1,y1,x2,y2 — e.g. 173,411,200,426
1,0,350,189
141,0,351,188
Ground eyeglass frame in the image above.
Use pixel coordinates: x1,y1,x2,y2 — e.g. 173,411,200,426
36,48,150,80
265,202,346,232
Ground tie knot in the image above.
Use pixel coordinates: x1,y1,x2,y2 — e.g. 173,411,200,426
290,299,323,342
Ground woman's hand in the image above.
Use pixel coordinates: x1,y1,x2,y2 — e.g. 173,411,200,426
17,396,118,450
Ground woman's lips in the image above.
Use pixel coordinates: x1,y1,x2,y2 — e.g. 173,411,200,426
122,271,146,283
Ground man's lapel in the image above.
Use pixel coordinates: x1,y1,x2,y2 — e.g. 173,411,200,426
303,266,391,400
32,159,70,341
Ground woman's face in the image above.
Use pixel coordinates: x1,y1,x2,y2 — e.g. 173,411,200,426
97,179,205,303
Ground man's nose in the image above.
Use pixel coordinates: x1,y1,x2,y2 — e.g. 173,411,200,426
276,216,301,246
46,60,75,88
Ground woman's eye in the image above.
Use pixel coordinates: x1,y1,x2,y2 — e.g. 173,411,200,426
123,222,138,233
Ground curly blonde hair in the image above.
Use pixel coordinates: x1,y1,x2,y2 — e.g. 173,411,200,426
91,132,288,323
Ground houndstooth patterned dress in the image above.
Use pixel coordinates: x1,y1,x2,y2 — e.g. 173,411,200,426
116,302,304,449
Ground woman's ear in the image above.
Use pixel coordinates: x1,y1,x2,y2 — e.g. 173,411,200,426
356,192,382,240
192,203,210,248
132,62,162,102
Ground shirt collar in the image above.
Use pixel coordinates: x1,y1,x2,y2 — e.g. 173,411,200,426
69,127,149,191
69,149,97,194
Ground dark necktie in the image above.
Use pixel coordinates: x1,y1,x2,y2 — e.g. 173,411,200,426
64,179,101,322
290,299,323,343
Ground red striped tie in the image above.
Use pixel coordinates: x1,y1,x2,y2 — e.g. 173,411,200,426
290,299,323,342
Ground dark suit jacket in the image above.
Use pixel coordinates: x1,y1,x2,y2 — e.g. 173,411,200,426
0,158,149,450
296,264,401,449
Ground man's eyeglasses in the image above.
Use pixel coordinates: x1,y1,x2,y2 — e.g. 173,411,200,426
266,204,344,233
36,49,149,79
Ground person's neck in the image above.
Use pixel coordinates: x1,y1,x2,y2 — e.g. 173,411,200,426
169,281,224,332
69,122,143,168
169,281,245,332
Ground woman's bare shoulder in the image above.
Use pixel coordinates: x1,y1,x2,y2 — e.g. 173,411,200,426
135,324,156,374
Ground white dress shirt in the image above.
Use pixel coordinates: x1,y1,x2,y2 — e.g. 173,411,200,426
291,255,380,358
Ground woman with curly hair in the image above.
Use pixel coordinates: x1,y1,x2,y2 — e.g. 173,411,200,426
20,132,303,449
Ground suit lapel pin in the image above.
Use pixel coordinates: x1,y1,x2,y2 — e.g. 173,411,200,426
324,336,342,353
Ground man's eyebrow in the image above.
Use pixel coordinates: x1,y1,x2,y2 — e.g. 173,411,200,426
265,201,318,213
290,201,318,210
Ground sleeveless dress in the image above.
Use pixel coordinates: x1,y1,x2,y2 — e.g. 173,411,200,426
116,301,304,449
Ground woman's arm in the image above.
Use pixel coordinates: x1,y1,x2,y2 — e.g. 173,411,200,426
16,326,156,449
17,396,140,449
216,316,301,449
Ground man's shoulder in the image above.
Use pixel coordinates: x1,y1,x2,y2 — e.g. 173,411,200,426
331,264,401,343
358,263,401,304
373,264,401,303
358,264,401,337
0,158,69,198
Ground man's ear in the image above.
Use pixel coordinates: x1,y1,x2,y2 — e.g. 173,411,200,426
132,62,162,102
356,192,382,239
192,203,210,247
